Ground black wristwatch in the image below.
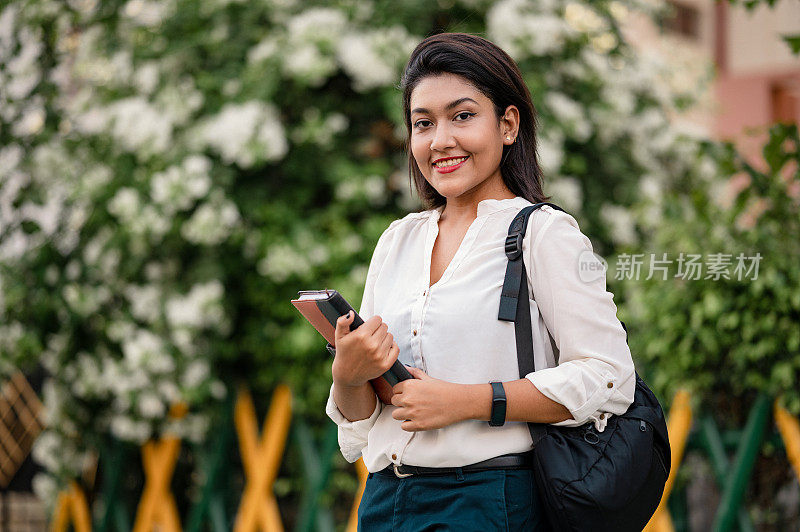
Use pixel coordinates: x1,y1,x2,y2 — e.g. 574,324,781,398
489,381,507,427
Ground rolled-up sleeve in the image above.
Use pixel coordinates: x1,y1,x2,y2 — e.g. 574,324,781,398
324,221,398,461
325,388,382,462
524,209,635,429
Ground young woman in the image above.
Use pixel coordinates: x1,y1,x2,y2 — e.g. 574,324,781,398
325,33,636,530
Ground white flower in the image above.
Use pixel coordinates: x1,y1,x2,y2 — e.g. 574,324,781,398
154,77,204,126
167,413,209,443
182,360,209,388
19,194,63,236
544,92,592,142
12,102,46,137
590,32,617,53
337,26,417,92
247,37,279,64
210,380,226,399
133,61,159,94
3,21,43,100
341,234,363,254
32,431,61,473
180,193,240,246
125,284,162,323
32,472,60,508
165,280,225,330
0,6,19,62
0,144,24,176
282,43,337,87
107,320,135,342
258,243,311,282
122,329,174,374
639,174,662,202
601,84,635,115
171,328,194,356
286,8,347,47
136,391,166,418
108,187,141,221
157,379,181,403
150,156,212,214
548,177,583,212
72,105,112,135
488,0,573,58
107,97,173,158
110,415,151,443
194,101,287,168
122,0,174,27
564,2,608,34
601,204,637,245
537,131,564,174
62,284,111,316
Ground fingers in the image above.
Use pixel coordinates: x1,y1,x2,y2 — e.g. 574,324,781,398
360,315,384,335
387,342,400,365
334,310,355,343
378,331,394,361
401,420,418,432
406,366,430,380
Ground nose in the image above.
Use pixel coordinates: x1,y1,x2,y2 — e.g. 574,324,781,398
430,122,456,153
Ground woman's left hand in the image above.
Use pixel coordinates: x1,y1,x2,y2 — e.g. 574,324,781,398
391,367,469,431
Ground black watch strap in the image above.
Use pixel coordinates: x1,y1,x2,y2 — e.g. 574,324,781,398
489,381,507,427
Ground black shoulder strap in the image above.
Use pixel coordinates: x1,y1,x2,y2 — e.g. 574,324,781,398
499,202,565,446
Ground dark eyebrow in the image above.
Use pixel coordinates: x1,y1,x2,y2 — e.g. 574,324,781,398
411,97,479,116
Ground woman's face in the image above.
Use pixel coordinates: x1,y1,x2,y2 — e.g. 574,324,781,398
409,73,518,205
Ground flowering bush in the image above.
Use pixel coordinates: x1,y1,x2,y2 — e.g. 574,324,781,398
0,0,721,506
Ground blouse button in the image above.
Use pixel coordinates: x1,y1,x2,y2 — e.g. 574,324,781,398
607,382,613,389
422,290,426,296
599,413,605,420
412,330,417,336
391,453,397,460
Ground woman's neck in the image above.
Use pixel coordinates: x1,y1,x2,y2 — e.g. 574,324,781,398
439,187,516,226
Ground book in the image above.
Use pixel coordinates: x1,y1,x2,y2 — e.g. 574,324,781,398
291,289,413,404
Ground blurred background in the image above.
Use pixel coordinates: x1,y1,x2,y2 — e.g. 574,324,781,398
0,0,798,530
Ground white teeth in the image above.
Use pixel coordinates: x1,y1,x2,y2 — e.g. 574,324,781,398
434,156,468,168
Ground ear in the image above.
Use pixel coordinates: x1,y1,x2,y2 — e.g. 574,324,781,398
501,105,520,145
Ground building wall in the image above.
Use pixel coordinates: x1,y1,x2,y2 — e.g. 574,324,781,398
622,0,799,166
726,0,800,76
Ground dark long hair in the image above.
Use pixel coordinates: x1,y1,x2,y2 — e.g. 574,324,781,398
400,32,549,209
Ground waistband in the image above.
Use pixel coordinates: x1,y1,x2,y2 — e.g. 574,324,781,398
378,452,534,478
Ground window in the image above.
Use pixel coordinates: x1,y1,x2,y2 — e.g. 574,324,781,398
664,1,700,40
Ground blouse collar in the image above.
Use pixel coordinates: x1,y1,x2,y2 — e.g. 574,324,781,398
430,196,531,221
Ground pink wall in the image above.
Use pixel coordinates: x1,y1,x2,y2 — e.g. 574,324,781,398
714,69,800,170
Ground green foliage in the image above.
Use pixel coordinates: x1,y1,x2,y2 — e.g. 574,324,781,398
621,124,800,419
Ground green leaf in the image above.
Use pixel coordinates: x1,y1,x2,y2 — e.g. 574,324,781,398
783,34,800,55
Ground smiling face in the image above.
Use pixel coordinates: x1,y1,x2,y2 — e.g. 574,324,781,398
409,73,518,206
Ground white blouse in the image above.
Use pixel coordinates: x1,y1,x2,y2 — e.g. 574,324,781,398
325,196,636,472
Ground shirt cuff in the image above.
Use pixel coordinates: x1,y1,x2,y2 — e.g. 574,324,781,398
325,384,382,462
524,364,618,426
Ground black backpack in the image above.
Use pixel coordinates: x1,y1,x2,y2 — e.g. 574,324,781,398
499,203,671,531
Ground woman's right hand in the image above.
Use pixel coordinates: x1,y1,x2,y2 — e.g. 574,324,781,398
331,312,400,388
